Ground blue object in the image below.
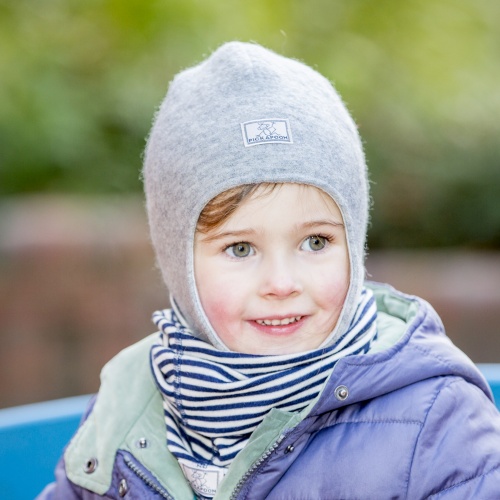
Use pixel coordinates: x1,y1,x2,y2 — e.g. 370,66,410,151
478,363,500,404
1,366,500,500
0,394,91,500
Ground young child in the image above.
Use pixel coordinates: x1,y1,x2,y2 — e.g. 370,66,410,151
39,42,500,499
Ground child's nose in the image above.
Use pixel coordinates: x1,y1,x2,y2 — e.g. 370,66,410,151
258,257,303,299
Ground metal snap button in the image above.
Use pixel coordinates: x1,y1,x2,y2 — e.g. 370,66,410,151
334,385,349,401
284,445,295,454
118,478,128,497
84,457,98,474
136,437,149,449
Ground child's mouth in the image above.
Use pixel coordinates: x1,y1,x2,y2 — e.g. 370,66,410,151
255,316,302,326
250,315,307,336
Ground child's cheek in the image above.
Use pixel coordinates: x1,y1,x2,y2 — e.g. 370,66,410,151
318,269,350,310
195,262,238,332
199,286,237,337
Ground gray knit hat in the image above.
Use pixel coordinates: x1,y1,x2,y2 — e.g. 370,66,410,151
143,41,369,351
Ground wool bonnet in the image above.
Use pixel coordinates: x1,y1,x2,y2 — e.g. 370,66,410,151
143,41,370,351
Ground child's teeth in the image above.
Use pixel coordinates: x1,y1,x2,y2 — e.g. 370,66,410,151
257,316,301,326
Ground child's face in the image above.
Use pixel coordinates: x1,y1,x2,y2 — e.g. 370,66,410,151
194,184,350,355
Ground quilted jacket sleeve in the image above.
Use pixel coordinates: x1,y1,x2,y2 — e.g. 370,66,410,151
36,457,86,499
407,377,500,498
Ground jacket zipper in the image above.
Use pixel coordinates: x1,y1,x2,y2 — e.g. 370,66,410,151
124,454,175,499
229,434,287,500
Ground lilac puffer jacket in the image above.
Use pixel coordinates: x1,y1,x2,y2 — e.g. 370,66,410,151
38,283,500,499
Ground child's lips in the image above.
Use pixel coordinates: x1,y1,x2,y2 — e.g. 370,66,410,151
248,315,307,335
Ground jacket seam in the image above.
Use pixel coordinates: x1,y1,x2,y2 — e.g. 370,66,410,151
429,463,500,497
410,344,456,372
404,377,463,499
308,418,423,430
339,340,456,403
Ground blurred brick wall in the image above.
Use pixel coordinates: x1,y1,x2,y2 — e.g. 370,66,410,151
1,196,499,408
0,196,166,408
367,251,500,363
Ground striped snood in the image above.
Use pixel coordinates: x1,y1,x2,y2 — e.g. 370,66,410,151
150,287,377,496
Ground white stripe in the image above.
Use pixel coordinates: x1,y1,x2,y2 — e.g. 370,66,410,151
170,370,329,406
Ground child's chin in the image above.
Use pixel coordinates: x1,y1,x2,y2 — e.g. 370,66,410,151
230,320,324,355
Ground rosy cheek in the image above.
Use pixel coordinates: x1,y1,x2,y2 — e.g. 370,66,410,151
203,299,225,324
198,288,235,336
320,274,350,309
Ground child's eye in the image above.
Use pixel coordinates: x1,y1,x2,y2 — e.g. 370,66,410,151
225,242,254,258
301,235,328,252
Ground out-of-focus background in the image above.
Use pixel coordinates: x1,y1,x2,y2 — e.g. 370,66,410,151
1,0,499,408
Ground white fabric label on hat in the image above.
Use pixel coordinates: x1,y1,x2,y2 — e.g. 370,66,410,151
241,118,293,147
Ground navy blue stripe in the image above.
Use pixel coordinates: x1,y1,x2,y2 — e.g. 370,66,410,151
157,358,242,382
155,336,338,368
166,369,324,398
165,355,338,398
167,415,215,455
177,378,325,412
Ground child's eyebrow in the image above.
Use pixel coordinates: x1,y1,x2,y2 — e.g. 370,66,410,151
198,229,257,243
299,219,345,230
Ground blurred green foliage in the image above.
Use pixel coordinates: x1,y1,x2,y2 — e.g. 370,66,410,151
1,0,499,248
